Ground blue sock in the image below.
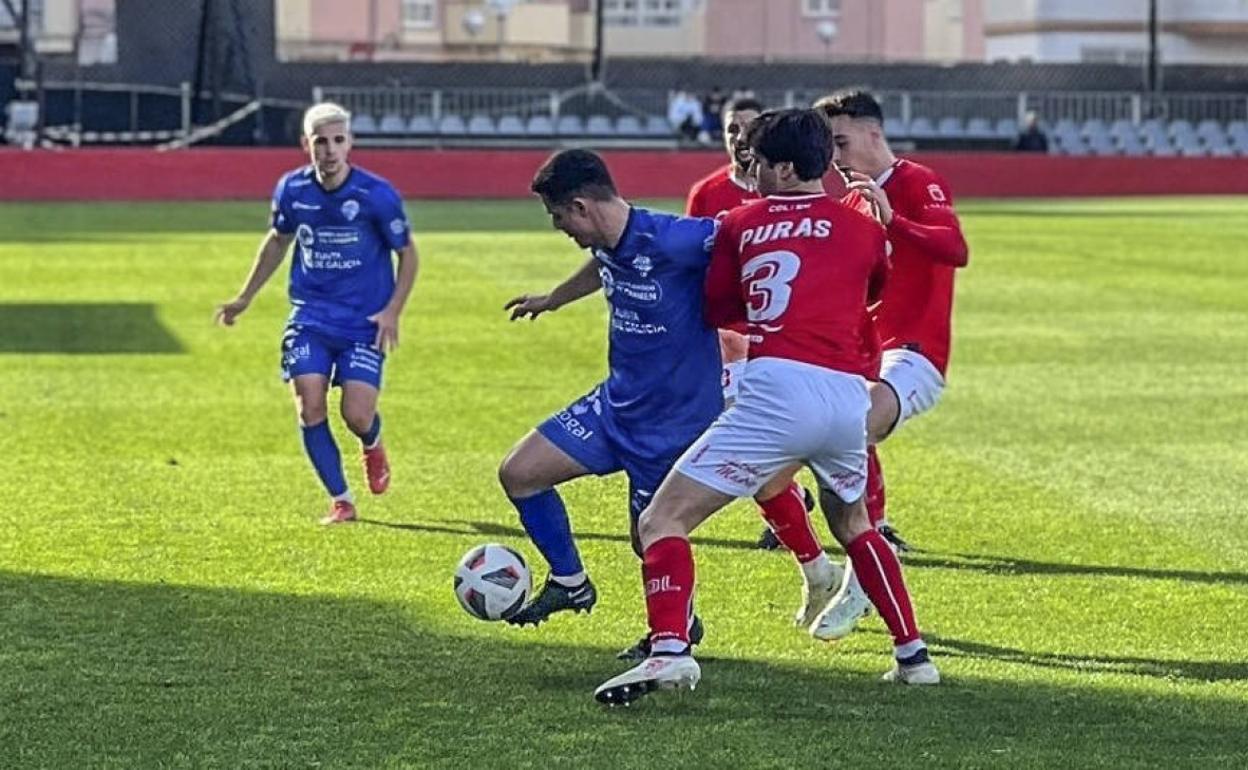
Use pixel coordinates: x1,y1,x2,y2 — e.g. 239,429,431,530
301,421,348,497
512,489,583,577
354,413,381,448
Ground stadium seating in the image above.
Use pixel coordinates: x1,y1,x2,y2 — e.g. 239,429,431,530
615,115,645,136
408,115,436,134
352,114,378,134
496,115,526,135
378,113,406,133
585,114,613,136
964,117,995,139
467,115,496,136
438,115,467,135
525,115,554,135
555,115,585,136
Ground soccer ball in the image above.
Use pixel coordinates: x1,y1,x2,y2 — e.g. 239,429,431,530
453,543,532,621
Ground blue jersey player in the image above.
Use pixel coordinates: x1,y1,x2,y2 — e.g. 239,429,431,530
215,103,420,525
499,149,722,657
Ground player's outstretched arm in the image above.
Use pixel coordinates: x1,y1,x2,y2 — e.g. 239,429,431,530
505,257,601,321
369,241,419,353
215,229,294,326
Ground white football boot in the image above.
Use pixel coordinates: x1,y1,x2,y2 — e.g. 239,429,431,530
794,559,845,629
809,568,871,641
594,655,701,706
882,657,941,685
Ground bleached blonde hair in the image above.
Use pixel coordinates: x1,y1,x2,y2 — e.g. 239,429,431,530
302,102,351,137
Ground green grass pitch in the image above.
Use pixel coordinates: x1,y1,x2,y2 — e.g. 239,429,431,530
1,196,1246,768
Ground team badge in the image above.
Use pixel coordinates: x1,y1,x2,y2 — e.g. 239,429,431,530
341,200,360,220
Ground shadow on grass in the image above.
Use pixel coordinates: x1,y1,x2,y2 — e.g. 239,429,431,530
1,571,1244,768
905,550,1248,587
359,517,761,552
928,634,1248,684
0,303,183,354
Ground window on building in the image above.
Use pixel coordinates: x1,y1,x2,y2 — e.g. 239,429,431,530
402,0,436,29
803,0,841,18
604,0,689,27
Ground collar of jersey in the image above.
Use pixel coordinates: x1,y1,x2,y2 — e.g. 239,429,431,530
602,204,640,256
764,191,825,201
308,165,357,196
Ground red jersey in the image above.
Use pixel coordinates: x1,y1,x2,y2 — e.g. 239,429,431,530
705,192,889,378
876,159,969,375
686,164,758,219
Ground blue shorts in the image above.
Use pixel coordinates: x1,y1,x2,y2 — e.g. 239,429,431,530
280,325,384,389
537,385,684,522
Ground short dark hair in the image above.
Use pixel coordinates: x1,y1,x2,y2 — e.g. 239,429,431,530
530,149,618,206
744,108,832,182
723,97,764,118
814,90,885,125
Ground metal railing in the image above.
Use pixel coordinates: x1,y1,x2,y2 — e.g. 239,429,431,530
314,85,1248,127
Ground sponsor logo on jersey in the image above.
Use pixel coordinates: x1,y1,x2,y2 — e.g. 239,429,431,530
292,201,321,210
631,254,653,277
341,200,359,220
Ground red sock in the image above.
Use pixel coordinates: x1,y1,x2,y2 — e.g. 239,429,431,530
865,446,887,527
643,537,695,648
757,482,823,563
846,529,921,645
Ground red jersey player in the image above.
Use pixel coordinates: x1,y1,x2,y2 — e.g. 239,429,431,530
686,96,764,405
809,90,969,641
594,109,937,707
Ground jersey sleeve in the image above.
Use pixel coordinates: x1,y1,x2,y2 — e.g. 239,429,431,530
661,216,716,271
887,171,968,267
704,215,746,328
373,182,412,251
685,179,704,217
270,174,295,234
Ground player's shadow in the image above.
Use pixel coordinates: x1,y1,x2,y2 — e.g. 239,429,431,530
358,518,762,552
927,634,1248,684
903,550,1248,587
0,303,183,354
4,570,1246,767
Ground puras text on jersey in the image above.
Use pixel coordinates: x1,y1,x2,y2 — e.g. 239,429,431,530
739,218,832,251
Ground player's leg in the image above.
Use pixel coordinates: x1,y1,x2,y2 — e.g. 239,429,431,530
594,471,734,706
754,466,843,627
337,341,388,494
820,353,943,634
617,465,706,662
500,386,619,627
283,327,354,524
815,490,937,684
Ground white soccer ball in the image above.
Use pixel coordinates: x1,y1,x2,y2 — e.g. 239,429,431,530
453,543,532,621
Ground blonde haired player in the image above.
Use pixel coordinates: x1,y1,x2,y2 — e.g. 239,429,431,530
216,102,420,524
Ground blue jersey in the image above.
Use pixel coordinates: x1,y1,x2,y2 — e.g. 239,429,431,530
592,207,723,458
271,165,411,343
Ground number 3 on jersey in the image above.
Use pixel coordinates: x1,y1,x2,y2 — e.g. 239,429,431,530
742,250,801,322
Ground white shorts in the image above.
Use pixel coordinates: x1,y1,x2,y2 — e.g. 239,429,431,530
675,357,870,503
721,360,745,402
880,348,945,433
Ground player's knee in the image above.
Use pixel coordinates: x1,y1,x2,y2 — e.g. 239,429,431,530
819,488,869,545
497,450,536,499
340,402,375,436
867,383,899,444
294,397,328,427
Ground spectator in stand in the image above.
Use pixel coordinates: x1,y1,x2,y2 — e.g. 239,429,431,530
1014,111,1049,153
667,90,705,143
702,85,727,137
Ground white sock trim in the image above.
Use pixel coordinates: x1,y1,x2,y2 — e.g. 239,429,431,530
550,571,587,588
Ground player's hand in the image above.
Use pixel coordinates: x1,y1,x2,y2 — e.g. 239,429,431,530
214,297,251,326
368,306,401,353
504,293,557,321
847,172,893,225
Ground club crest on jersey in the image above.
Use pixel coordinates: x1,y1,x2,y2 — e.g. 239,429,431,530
341,200,360,221
927,184,946,202
295,224,315,247
631,254,653,277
